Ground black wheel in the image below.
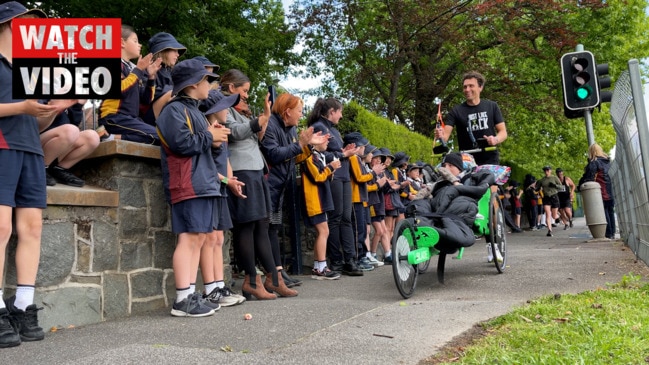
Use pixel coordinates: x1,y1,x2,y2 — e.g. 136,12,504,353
391,219,419,298
488,191,507,273
417,259,431,274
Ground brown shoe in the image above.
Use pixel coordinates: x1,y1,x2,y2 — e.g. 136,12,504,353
242,275,276,300
264,271,298,297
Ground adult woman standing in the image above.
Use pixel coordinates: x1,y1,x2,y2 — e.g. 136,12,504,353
260,92,328,294
220,69,288,299
307,99,363,276
579,143,615,239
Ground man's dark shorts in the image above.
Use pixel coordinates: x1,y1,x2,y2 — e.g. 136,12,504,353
171,197,216,234
542,194,559,209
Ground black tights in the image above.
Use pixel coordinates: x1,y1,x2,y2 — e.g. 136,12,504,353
232,218,278,287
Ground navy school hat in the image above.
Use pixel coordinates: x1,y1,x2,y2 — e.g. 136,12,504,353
392,151,410,167
407,162,424,172
193,56,220,73
379,147,394,160
343,132,369,147
171,59,219,95
148,32,186,56
0,1,46,23
543,166,552,171
362,144,377,157
204,90,240,115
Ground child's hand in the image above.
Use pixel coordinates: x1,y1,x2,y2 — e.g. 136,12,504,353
136,53,153,71
372,163,384,175
329,159,341,170
23,100,58,118
377,176,387,186
147,55,163,78
209,123,230,146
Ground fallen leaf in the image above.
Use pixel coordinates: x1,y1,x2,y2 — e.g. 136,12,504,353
50,326,58,332
519,315,533,323
221,345,233,352
399,302,408,306
591,303,603,309
554,318,570,323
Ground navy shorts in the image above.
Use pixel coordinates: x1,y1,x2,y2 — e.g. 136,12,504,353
0,150,46,208
307,212,328,226
214,197,233,231
171,197,216,234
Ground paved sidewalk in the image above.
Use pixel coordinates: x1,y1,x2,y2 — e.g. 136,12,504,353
3,217,647,365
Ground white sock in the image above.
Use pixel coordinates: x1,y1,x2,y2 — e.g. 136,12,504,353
175,287,192,303
204,281,217,294
15,285,35,311
189,283,196,293
313,261,319,270
215,281,225,289
385,250,392,258
318,261,327,271
0,289,5,309
366,252,373,259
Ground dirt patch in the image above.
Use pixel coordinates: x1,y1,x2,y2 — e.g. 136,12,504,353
418,323,489,364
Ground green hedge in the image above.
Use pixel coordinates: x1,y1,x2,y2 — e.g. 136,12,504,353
336,101,437,165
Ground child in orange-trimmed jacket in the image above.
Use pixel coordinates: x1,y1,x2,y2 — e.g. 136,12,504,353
345,133,384,271
301,135,341,280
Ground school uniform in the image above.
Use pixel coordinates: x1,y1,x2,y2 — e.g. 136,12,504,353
301,149,335,225
349,154,375,258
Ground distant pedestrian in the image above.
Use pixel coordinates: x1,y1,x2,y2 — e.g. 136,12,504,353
536,166,561,237
579,143,615,239
556,168,576,230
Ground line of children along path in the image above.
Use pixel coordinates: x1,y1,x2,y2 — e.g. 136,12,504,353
4,217,648,365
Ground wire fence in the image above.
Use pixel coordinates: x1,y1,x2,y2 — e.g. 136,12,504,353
608,60,649,267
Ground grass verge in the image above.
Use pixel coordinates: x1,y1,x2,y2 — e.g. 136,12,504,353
422,273,649,364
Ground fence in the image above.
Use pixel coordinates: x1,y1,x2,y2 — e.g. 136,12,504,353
608,60,649,267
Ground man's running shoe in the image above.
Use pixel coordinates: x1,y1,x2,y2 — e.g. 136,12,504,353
311,267,341,280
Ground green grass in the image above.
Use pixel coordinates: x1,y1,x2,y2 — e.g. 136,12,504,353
433,274,649,364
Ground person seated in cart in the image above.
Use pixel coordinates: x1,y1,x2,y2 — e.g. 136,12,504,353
409,152,494,253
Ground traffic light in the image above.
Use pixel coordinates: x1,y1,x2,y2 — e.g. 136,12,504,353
597,63,612,105
560,51,599,111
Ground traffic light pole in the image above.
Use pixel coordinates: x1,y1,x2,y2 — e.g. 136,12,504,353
575,44,596,146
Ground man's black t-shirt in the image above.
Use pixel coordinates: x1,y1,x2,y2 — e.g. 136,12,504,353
446,99,504,165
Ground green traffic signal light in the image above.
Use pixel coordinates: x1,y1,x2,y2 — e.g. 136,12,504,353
576,87,590,100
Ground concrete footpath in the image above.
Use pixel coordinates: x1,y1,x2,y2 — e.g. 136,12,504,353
4,217,648,365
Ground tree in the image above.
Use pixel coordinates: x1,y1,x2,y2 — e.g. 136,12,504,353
32,0,300,106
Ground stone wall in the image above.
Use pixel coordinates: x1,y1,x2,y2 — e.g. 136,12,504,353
3,140,234,330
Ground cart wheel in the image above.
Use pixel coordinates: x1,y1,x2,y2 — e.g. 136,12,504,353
417,259,431,274
392,219,419,298
488,191,507,273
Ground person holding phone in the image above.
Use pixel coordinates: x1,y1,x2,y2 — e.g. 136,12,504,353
434,71,507,165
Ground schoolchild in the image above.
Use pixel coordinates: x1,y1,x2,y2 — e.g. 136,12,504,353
407,163,424,192
155,59,229,317
380,148,401,264
306,98,363,276
38,100,99,187
0,2,56,347
143,32,186,125
345,133,384,271
301,132,341,280
99,25,163,144
368,148,390,266
199,90,247,307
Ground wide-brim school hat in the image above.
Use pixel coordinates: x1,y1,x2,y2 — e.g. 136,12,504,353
193,56,220,73
392,151,410,167
363,144,377,157
204,90,240,115
171,59,219,95
407,162,424,172
379,147,394,160
343,132,369,147
148,32,187,56
0,1,46,23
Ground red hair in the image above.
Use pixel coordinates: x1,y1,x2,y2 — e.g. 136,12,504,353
272,93,303,117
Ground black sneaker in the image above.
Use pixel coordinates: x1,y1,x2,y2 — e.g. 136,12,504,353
45,171,56,186
570,219,573,228
342,260,364,276
547,230,553,237
48,166,85,187
170,293,215,317
0,308,20,348
311,267,341,280
6,296,44,342
330,261,344,273
383,254,393,265
200,290,221,311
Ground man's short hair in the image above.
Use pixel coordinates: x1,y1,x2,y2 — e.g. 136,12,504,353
462,71,486,87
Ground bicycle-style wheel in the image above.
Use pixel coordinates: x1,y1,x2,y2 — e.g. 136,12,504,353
488,191,507,273
417,259,431,274
392,219,419,298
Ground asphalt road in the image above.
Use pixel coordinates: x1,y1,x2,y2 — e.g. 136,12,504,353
3,217,647,365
